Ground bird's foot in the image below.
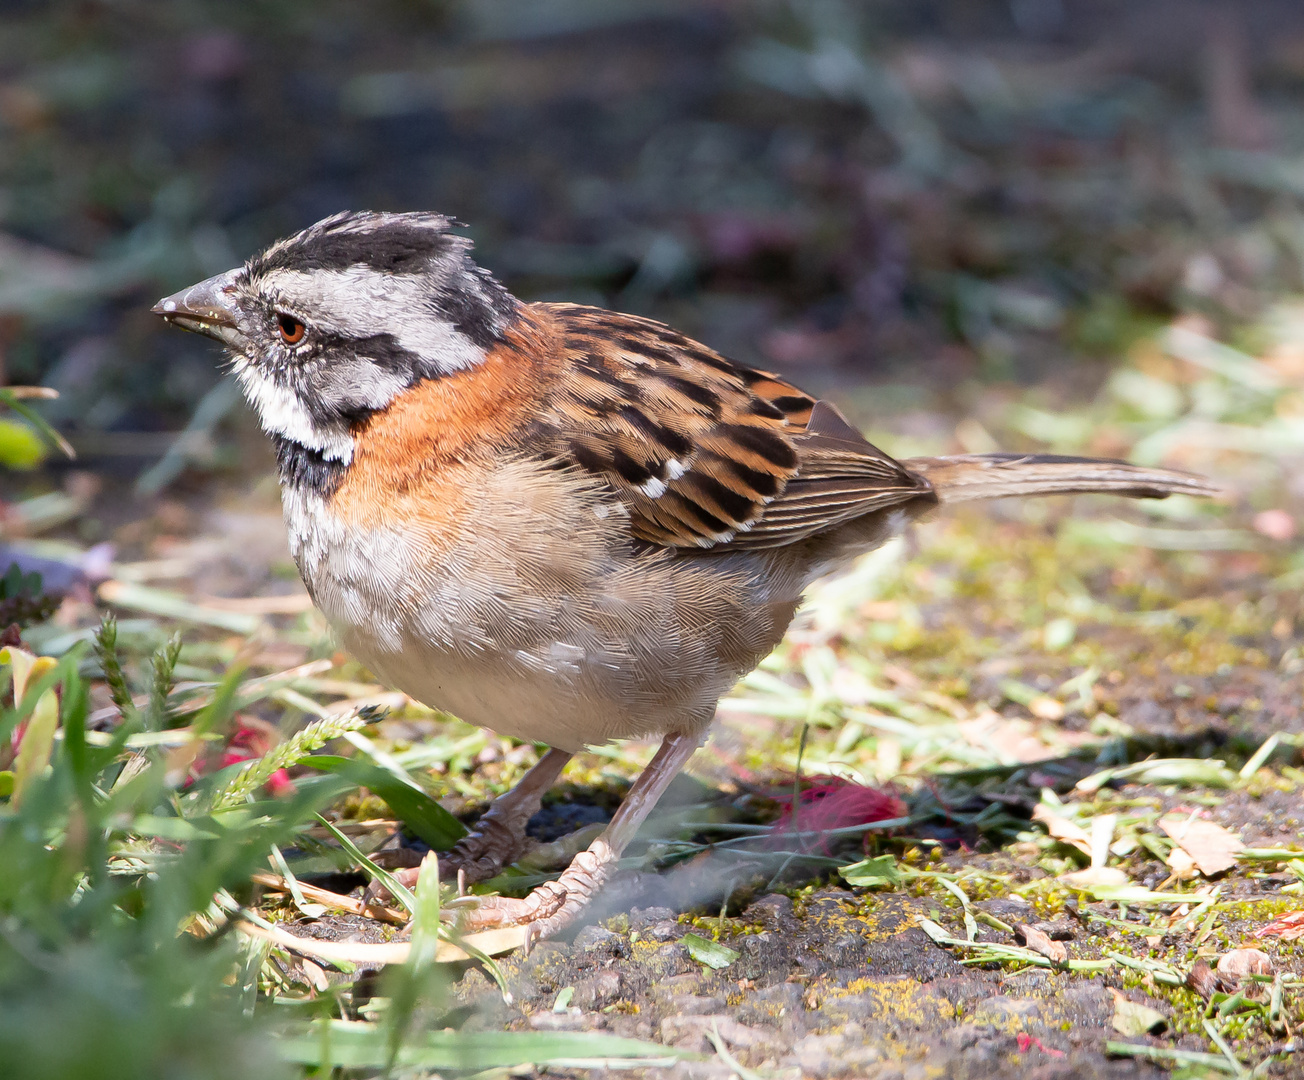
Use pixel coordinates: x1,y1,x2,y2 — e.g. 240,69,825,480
365,814,532,905
364,747,574,907
451,842,615,947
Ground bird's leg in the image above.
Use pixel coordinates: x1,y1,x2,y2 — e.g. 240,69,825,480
456,731,703,943
367,747,572,902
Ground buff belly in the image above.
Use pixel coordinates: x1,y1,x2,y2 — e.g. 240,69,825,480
281,474,803,751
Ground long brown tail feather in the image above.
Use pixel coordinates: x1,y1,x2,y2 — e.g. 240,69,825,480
903,453,1220,504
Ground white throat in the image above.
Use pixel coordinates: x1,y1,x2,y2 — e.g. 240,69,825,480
231,354,354,463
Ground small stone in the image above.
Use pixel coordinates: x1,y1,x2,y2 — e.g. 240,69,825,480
639,941,690,979
652,972,705,999
1057,983,1112,1021
788,1032,885,1078
1216,948,1274,980
970,997,1042,1025
572,925,621,951
528,1011,587,1031
629,905,677,929
572,970,623,1010
665,993,728,1016
940,1023,987,1051
747,893,795,926
816,992,879,1024
976,897,1033,921
660,1015,781,1055
1031,919,1076,940
818,931,867,967
645,919,682,942
754,982,804,1010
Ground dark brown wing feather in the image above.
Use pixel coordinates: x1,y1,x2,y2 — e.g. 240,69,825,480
532,303,933,550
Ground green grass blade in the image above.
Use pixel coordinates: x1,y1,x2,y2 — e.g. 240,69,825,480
299,755,466,849
277,1020,682,1071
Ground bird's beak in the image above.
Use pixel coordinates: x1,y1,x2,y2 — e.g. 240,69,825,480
151,270,248,350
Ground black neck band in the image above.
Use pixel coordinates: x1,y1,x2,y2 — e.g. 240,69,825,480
274,436,348,499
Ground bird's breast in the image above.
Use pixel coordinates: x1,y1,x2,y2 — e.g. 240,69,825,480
279,452,804,748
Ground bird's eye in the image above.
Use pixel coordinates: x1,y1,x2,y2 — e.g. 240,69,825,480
275,313,306,345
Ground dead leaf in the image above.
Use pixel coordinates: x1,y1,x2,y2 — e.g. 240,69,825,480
1028,696,1065,721
959,711,1054,764
1060,866,1130,890
1255,910,1304,941
1216,948,1274,980
1186,959,1219,999
1165,845,1199,880
1159,813,1243,876
1016,923,1068,964
237,918,527,964
1110,989,1168,1036
251,870,407,924
299,958,331,992
1032,804,1093,857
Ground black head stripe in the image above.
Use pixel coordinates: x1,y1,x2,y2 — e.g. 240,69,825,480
253,224,462,276
250,212,463,276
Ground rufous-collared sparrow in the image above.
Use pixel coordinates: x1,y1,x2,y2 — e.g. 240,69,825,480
155,211,1216,944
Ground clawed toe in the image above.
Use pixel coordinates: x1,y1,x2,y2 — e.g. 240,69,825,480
456,884,568,932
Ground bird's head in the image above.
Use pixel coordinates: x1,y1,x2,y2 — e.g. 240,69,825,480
153,211,517,464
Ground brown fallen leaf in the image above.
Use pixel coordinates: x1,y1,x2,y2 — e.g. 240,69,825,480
1159,813,1243,876
1216,948,1274,980
1032,804,1093,857
1187,959,1219,999
1016,923,1068,964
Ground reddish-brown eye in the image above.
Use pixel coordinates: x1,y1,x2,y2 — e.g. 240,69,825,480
276,313,306,345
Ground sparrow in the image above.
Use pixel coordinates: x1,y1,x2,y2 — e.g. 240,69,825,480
153,211,1217,944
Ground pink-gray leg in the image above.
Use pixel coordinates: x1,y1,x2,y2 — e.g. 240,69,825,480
458,731,703,944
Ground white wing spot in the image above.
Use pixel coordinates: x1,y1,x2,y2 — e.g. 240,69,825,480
639,476,667,498
665,457,688,480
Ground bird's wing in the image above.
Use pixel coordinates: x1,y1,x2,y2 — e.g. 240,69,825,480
530,303,933,550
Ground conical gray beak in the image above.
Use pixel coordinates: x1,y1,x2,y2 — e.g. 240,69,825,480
151,270,248,349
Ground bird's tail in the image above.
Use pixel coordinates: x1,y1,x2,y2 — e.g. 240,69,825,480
903,453,1220,504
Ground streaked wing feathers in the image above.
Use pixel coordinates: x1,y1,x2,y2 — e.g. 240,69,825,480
535,304,932,550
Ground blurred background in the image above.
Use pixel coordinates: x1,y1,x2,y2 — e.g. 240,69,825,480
1,0,1303,556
